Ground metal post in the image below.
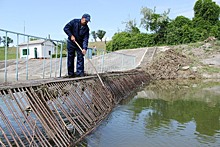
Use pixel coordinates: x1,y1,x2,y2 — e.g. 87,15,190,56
16,34,19,81
42,41,46,79
94,57,97,74
50,43,52,78
87,57,89,74
59,43,63,77
26,36,29,80
54,43,58,77
4,32,8,82
101,50,105,73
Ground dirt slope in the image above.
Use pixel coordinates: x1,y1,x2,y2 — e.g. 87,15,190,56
143,49,198,80
141,38,220,80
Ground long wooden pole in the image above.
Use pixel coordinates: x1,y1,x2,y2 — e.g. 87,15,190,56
75,41,105,87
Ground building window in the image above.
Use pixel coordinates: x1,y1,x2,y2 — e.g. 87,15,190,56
22,49,29,55
49,51,51,55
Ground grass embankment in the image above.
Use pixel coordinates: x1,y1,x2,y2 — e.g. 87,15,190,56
88,41,107,50
0,46,18,60
88,41,108,55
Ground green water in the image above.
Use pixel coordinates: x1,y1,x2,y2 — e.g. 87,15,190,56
85,80,220,147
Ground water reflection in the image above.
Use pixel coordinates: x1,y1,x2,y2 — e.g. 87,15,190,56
134,80,220,136
86,80,220,147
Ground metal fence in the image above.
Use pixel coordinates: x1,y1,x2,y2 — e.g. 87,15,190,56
0,29,136,83
0,29,65,83
84,49,136,74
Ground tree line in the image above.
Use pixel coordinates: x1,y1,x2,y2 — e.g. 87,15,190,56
106,0,220,51
1,0,219,51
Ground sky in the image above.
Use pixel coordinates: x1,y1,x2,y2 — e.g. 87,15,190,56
0,0,220,42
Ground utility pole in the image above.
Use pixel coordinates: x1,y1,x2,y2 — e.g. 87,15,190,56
23,21,25,42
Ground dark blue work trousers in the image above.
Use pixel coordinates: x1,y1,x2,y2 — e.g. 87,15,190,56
67,41,84,76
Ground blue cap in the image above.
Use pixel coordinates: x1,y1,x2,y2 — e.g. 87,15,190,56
82,13,91,22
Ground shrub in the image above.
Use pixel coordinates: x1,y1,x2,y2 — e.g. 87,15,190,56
52,54,67,58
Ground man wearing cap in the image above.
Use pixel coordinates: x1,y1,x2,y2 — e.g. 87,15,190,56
63,13,91,77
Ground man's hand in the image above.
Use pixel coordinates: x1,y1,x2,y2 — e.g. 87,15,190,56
82,49,87,55
71,35,75,42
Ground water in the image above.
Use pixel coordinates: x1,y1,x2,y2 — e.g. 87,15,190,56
85,80,220,147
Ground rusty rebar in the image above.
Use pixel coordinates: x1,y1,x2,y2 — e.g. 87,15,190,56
0,71,149,146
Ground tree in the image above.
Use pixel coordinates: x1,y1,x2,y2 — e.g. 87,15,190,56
165,16,194,45
209,22,220,39
0,36,2,45
106,32,153,51
140,7,170,44
30,37,38,41
170,16,192,28
192,0,220,40
140,7,170,33
2,36,13,47
123,19,140,34
91,31,97,42
193,0,220,25
96,30,106,41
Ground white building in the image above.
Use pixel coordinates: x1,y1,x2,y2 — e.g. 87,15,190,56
19,39,55,59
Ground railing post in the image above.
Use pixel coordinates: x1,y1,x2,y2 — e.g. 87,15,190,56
50,43,53,78
26,36,29,80
16,34,19,81
55,43,58,77
43,41,46,79
4,31,8,82
101,50,105,73
59,42,63,77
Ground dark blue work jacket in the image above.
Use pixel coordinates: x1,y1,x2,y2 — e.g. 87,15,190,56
63,19,90,50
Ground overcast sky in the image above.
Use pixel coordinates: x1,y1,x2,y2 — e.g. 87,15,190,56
0,0,219,41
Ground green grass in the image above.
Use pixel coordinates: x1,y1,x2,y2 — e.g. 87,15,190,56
200,65,220,73
0,46,18,60
88,41,107,50
188,42,204,48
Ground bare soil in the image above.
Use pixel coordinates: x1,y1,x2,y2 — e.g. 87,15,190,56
141,39,220,80
144,49,198,80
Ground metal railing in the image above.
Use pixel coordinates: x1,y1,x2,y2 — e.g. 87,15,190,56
0,29,65,83
85,49,136,74
0,29,137,83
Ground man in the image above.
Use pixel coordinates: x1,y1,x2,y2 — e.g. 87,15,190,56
63,13,91,77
